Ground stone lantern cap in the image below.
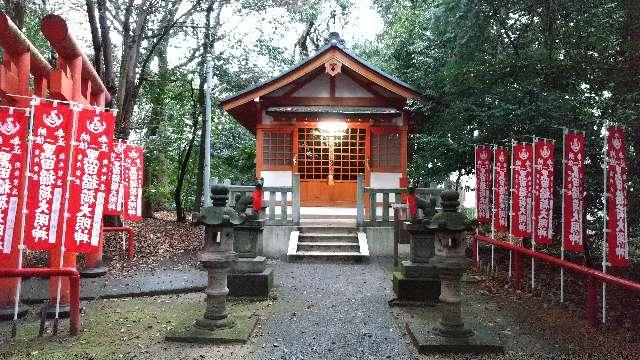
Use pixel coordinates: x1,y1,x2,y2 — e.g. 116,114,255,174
429,190,467,232
198,184,246,226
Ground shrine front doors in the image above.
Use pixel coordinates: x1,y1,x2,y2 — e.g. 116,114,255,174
296,125,366,207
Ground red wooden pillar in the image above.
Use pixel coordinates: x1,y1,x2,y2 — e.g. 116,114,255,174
41,14,110,313
0,11,52,319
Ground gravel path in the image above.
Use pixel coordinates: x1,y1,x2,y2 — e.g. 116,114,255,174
255,258,412,360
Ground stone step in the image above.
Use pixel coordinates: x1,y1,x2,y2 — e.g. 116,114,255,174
297,225,358,235
287,251,369,263
296,241,360,252
297,234,359,243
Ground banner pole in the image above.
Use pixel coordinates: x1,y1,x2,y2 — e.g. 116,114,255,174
531,138,536,291
560,129,567,303
508,140,515,278
601,122,609,324
53,102,81,334
474,145,479,266
11,98,38,336
490,145,497,272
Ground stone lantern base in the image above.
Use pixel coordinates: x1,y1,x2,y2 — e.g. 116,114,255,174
405,319,503,354
165,316,258,345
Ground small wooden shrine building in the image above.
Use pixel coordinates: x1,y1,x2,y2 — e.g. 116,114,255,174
220,33,422,207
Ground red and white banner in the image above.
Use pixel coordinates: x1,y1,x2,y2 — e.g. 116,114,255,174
510,143,533,239
0,108,28,258
606,127,628,267
475,146,492,223
64,109,116,253
533,140,555,245
122,144,143,221
492,147,509,232
24,103,73,251
104,140,126,216
563,131,585,252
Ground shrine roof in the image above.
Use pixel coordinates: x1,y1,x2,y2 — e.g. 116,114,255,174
266,106,401,117
219,32,423,133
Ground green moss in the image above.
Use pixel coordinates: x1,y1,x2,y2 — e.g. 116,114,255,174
0,293,270,360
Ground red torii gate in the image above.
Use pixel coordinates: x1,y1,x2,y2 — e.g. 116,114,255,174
0,12,116,319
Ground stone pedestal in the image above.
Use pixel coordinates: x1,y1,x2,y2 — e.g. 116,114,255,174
392,222,440,302
228,220,273,298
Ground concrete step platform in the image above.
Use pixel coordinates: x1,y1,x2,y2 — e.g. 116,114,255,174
287,251,369,263
297,234,359,243
296,242,360,252
297,226,358,234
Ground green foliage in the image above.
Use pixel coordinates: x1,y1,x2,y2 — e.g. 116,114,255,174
362,0,639,259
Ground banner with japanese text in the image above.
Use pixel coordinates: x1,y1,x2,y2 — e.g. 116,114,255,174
23,103,73,251
510,143,533,239
533,140,555,245
64,109,116,253
606,127,628,267
475,146,492,223
0,108,28,258
563,131,585,252
104,140,126,216
122,144,143,221
492,147,509,232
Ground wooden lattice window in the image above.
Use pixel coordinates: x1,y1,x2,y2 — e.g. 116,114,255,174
262,130,292,168
297,127,365,181
371,132,401,171
333,128,366,181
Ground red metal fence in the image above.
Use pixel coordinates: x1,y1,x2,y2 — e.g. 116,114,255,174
472,235,640,327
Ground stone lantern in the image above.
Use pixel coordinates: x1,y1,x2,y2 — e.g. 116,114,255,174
405,190,502,353
429,190,473,338
166,184,258,344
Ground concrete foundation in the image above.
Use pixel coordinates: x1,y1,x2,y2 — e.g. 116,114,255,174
262,225,296,258
364,227,409,257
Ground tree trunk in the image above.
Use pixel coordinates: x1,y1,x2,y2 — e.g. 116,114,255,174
141,39,170,218
175,88,200,222
97,0,116,107
85,0,103,78
3,0,26,29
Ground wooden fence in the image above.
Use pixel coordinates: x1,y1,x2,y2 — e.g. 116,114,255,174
356,173,443,226
216,174,300,225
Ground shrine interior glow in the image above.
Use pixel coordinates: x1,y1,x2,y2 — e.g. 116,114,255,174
317,121,348,136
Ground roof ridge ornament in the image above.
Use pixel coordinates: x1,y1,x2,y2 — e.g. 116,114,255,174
325,32,345,47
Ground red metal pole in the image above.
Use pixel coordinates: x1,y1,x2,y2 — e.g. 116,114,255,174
0,267,81,334
471,236,478,269
513,251,522,291
587,275,597,327
68,272,80,335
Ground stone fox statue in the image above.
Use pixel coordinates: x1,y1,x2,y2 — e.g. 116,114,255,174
407,183,437,224
235,178,265,219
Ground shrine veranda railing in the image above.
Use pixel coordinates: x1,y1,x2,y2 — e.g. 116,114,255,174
218,175,300,226
216,173,443,227
356,173,443,226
